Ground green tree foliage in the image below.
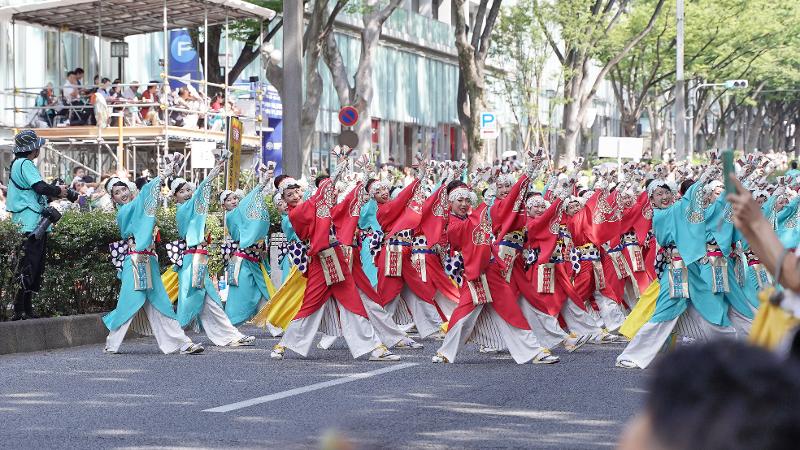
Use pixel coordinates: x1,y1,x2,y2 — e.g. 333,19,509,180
490,0,555,153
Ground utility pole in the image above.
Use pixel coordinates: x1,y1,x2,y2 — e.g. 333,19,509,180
674,0,686,161
282,0,303,176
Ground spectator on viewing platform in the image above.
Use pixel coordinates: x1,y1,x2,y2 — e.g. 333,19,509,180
63,71,79,102
32,82,58,127
140,82,161,126
122,81,140,101
74,67,85,87
97,78,112,99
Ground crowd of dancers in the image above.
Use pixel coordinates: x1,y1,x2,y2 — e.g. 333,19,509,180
103,146,791,368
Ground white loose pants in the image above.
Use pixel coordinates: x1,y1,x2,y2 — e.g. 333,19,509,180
281,297,382,358
105,301,193,354
437,304,548,364
198,295,246,346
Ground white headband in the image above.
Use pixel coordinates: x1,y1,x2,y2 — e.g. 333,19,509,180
277,176,299,197
105,177,138,202
170,178,195,196
495,173,515,188
368,180,390,196
448,186,477,205
647,179,675,197
219,189,244,204
526,195,548,210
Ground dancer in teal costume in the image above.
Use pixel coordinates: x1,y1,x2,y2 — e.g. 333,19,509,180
617,166,737,369
103,155,203,355
222,166,274,326
170,156,254,347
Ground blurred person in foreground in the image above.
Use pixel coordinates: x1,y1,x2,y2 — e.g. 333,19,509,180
618,340,800,450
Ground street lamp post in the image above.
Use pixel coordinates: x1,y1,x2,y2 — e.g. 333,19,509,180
675,0,686,161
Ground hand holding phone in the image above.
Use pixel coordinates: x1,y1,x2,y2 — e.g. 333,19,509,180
722,149,735,194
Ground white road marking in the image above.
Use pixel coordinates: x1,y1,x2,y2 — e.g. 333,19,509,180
204,363,419,413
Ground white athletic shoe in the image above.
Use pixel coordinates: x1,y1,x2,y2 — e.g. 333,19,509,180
394,338,424,349
369,345,401,361
103,347,119,355
270,344,285,360
478,345,501,354
228,335,256,347
532,350,560,364
180,343,205,355
615,359,639,369
431,353,450,363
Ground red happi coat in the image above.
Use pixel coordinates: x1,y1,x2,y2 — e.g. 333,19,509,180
375,181,458,309
489,176,540,302
446,208,531,331
567,190,624,305
287,178,367,319
610,192,655,296
330,182,381,304
521,199,575,316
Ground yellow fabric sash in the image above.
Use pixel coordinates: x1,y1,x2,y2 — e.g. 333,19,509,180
749,288,800,350
251,266,305,330
619,280,659,339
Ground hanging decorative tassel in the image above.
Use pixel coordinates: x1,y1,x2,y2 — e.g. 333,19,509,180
468,274,494,306
668,250,689,299
319,247,345,286
537,263,555,294
706,244,729,294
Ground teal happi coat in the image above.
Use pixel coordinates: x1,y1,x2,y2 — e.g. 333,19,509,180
358,198,382,286
103,176,177,331
175,175,223,327
223,183,272,325
650,181,730,326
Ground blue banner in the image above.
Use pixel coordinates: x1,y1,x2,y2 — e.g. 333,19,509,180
168,30,201,90
262,118,283,175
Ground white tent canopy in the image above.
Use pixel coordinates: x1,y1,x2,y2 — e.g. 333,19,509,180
0,0,276,40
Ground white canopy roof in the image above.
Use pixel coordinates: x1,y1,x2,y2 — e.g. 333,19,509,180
0,0,277,40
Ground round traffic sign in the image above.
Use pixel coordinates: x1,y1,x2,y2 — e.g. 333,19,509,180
338,106,359,127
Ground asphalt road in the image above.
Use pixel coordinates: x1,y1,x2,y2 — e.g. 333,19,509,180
0,326,647,449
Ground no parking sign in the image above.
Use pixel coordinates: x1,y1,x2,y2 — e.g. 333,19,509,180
338,106,359,127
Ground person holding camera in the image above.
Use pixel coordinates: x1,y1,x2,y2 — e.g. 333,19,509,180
6,130,69,320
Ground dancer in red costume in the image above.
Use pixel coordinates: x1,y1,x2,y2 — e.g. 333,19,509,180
432,157,560,364
373,159,460,339
270,148,400,361
516,191,590,351
327,155,423,350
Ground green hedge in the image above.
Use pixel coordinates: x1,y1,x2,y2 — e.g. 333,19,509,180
0,207,238,322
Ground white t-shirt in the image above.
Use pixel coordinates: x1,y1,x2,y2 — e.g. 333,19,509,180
63,81,78,100
122,87,139,100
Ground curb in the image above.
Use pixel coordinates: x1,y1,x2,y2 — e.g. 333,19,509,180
0,313,114,355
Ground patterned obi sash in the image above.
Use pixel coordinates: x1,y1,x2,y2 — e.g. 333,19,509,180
745,249,773,289
223,240,264,286
410,235,432,282
578,243,605,290
318,226,344,286
621,231,646,272
109,238,156,291
659,245,689,299
497,230,525,282
384,229,413,277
